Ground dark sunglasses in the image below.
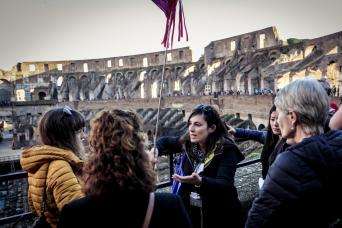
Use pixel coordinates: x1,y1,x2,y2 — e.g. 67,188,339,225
193,104,213,112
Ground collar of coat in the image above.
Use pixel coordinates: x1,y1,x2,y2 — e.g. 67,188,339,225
20,145,83,173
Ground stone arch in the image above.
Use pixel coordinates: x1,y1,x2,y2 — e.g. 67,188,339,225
164,67,172,79
326,61,339,87
137,70,146,81
304,45,317,57
182,77,192,95
98,75,106,82
252,53,264,61
105,73,112,83
163,68,173,96
238,55,246,63
79,75,90,101
115,72,124,79
224,58,232,65
58,76,68,101
224,73,236,92
112,72,124,99
137,70,147,98
149,68,160,80
57,76,64,87
149,69,161,98
248,69,260,95
0,79,11,103
125,71,135,80
241,74,249,94
262,75,275,92
123,71,136,98
258,124,266,130
268,50,280,61
175,66,184,77
236,73,248,94
67,76,78,101
38,91,46,100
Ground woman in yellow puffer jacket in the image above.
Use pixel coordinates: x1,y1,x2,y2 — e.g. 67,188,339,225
20,106,85,228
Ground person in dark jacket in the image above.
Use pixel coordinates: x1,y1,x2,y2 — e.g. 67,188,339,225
226,105,288,186
246,78,342,228
155,104,245,228
58,109,192,228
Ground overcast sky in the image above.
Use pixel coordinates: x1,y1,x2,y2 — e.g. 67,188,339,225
1,0,342,70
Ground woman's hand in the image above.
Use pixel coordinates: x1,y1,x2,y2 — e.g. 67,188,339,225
225,123,236,135
147,147,159,168
172,172,202,186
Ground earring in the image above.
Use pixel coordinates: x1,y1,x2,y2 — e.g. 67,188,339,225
290,123,295,131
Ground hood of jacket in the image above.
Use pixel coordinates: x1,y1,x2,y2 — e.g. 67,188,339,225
21,145,83,173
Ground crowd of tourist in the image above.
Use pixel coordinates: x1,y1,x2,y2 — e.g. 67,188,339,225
16,77,342,228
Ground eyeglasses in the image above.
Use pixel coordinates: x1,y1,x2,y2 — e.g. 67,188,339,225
63,105,73,115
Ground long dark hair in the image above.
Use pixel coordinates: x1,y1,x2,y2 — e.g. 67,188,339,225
181,104,233,154
260,105,279,178
38,107,85,157
83,109,156,198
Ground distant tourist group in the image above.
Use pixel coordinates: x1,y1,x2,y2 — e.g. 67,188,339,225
20,77,342,228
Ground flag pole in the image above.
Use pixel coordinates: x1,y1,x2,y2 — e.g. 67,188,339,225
152,18,173,160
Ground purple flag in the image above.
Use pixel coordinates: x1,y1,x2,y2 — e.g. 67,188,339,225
152,0,188,47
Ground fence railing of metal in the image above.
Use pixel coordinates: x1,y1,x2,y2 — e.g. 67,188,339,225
0,158,261,226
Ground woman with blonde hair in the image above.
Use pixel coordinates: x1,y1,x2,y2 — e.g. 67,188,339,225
58,109,192,228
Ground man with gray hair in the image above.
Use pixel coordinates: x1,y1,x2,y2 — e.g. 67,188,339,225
245,78,342,228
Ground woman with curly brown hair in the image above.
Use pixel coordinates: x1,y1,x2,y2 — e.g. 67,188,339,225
58,109,192,228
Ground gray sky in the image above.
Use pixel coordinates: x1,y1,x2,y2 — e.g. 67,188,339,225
1,0,342,70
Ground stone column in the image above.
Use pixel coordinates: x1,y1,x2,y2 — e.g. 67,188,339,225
223,79,229,92
248,77,252,95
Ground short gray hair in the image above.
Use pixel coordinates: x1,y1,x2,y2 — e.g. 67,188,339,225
274,78,329,135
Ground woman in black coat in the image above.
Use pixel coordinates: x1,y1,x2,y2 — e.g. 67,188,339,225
156,104,245,228
58,109,192,228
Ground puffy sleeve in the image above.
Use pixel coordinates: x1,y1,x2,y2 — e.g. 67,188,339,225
234,128,267,144
156,136,182,156
245,151,302,227
47,160,84,210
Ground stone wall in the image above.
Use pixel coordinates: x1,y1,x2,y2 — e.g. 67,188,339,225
1,27,341,103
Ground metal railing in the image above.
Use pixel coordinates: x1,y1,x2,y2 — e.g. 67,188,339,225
0,158,261,226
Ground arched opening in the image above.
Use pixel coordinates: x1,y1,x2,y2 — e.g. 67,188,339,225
106,73,112,83
258,124,266,130
140,83,145,99
57,76,63,87
0,79,11,103
38,91,46,100
16,89,26,101
139,71,146,81
151,81,158,98
80,75,89,101
326,62,339,88
67,76,78,101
